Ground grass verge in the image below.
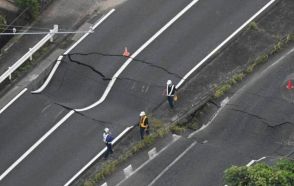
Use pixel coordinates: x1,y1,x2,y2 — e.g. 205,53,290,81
214,33,294,98
82,120,188,186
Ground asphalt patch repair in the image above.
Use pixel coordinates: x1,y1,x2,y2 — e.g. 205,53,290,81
73,0,294,185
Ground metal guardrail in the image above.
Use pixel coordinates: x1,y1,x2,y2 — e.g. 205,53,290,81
0,24,58,84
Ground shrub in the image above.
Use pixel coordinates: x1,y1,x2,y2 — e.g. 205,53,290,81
247,21,259,31
15,0,40,19
224,159,294,186
214,84,231,98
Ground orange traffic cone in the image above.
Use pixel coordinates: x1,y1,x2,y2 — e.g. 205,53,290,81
123,47,130,57
286,80,294,90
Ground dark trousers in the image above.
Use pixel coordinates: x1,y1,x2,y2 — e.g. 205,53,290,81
167,96,174,108
140,127,149,139
104,143,113,158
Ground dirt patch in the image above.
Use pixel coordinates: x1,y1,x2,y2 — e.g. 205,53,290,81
0,0,18,12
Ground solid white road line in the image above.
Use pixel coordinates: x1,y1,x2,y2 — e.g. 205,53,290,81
116,135,181,186
0,110,75,181
76,0,200,112
176,0,276,89
31,55,63,93
64,126,134,186
31,9,116,93
0,88,27,114
64,9,116,55
246,157,266,167
148,141,197,186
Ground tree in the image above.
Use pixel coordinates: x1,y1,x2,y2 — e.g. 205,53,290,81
224,159,294,186
15,0,40,19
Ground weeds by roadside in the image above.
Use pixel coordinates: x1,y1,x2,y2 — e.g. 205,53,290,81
82,120,190,186
214,33,294,98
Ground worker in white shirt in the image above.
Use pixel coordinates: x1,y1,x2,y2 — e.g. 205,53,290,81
103,128,113,159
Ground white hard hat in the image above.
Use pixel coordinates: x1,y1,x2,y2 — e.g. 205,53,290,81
167,80,172,85
104,128,109,133
140,111,146,116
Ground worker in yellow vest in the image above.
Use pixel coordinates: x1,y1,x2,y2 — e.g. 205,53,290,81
138,111,149,139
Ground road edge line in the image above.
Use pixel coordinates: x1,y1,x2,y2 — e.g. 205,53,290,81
115,134,181,186
176,0,277,89
0,110,75,181
0,88,27,114
148,141,197,186
64,126,134,186
31,9,116,93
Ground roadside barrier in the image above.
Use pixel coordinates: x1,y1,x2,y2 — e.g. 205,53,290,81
0,25,58,84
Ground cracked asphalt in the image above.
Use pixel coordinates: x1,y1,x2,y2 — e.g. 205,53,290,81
105,44,294,186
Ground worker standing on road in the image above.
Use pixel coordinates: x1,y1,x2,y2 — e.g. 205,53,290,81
103,128,113,159
166,80,177,109
138,111,149,140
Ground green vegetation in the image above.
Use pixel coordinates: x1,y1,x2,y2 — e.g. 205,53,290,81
224,159,294,186
15,0,40,19
83,125,169,186
214,72,246,98
214,33,294,98
169,123,186,135
214,83,232,98
11,42,50,81
0,15,7,32
247,21,260,31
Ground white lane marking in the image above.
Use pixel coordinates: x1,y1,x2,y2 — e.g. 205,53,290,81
31,56,63,93
116,135,181,186
0,110,74,181
76,0,200,112
31,9,115,93
148,141,197,186
176,0,276,89
246,157,266,167
64,126,134,186
0,88,27,114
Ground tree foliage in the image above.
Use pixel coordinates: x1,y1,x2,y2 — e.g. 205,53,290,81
15,0,40,19
224,159,294,186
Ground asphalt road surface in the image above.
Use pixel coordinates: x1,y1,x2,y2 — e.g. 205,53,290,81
0,0,272,185
116,46,294,186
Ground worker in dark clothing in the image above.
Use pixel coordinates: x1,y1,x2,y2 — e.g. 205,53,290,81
166,80,177,109
138,111,149,140
103,128,113,159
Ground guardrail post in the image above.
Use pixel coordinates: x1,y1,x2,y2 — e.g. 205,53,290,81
50,24,58,42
